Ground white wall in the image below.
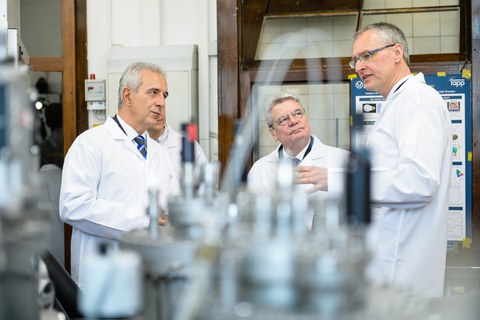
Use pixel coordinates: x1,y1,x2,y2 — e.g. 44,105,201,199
86,0,218,160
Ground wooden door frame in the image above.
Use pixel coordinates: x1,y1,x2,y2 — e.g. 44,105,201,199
28,0,88,272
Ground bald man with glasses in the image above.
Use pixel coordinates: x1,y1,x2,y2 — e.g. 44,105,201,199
247,91,350,228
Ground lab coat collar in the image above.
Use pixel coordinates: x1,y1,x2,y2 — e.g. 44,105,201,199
106,116,158,159
157,122,169,144
386,73,419,100
270,135,325,163
106,116,128,140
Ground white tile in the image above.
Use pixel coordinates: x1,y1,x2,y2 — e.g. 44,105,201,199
334,97,350,119
258,124,275,147
333,83,349,94
363,0,386,9
440,11,460,36
333,40,355,57
307,17,334,42
258,146,276,159
440,0,459,5
310,119,335,146
333,16,357,41
385,13,413,37
406,37,414,54
282,29,308,44
308,94,335,120
386,0,412,8
413,36,441,54
260,29,283,44
309,84,334,95
413,12,440,37
282,85,308,95
307,41,334,58
337,119,351,148
413,0,439,6
441,35,460,53
281,41,308,59
261,19,283,43
282,17,308,37
256,42,283,60
361,15,386,28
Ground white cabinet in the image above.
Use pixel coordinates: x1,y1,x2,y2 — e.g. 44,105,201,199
106,45,198,132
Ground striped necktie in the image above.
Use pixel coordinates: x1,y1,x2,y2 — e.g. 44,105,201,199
134,135,147,158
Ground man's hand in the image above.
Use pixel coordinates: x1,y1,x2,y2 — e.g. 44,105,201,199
158,214,169,226
295,165,328,193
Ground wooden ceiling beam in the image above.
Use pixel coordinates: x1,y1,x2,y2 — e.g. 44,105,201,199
245,54,467,83
267,0,361,15
242,0,270,63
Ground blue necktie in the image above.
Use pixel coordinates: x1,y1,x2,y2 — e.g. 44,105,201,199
290,157,300,166
134,135,147,158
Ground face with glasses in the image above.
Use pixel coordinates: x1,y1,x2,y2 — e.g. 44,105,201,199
268,98,311,153
352,30,402,97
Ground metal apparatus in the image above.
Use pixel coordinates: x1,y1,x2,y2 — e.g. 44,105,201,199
116,111,434,320
192,160,373,319
120,122,223,319
0,58,53,319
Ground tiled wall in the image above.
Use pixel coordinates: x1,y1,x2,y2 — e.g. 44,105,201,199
254,83,351,158
253,1,460,159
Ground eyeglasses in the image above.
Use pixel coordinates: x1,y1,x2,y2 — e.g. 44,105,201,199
349,44,396,69
269,109,305,127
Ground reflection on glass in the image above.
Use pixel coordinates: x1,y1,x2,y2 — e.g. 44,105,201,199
20,0,62,56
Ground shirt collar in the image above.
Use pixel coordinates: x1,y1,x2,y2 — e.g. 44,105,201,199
280,135,313,160
115,115,146,141
157,123,169,144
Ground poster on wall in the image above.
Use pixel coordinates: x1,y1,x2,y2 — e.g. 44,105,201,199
350,73,472,242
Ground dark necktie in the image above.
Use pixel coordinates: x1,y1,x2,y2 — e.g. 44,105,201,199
290,157,301,166
134,135,147,159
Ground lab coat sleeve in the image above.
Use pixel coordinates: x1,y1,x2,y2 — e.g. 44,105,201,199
59,139,149,240
327,167,347,197
369,87,449,209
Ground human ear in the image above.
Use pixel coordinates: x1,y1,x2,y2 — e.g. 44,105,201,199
269,127,279,142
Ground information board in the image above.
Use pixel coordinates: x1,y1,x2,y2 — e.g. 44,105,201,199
350,73,472,242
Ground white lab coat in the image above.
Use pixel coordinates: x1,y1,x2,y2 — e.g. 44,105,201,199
247,135,350,227
157,122,208,182
366,72,452,298
59,116,179,288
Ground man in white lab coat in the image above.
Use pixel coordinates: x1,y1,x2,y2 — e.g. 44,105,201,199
148,119,208,184
247,92,350,228
59,62,180,288
351,22,452,298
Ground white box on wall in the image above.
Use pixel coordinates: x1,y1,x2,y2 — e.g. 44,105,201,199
106,45,198,134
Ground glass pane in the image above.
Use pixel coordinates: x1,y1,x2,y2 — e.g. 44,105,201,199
30,71,63,168
253,83,350,161
364,0,459,10
20,0,62,56
257,6,460,59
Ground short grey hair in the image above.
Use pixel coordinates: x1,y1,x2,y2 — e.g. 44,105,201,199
264,92,305,127
353,22,410,65
117,62,166,109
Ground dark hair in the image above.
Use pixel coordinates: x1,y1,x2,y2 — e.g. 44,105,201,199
44,102,63,130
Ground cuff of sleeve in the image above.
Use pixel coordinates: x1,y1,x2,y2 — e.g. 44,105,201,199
327,168,346,196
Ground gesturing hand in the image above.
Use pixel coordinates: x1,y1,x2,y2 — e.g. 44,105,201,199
295,165,328,194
